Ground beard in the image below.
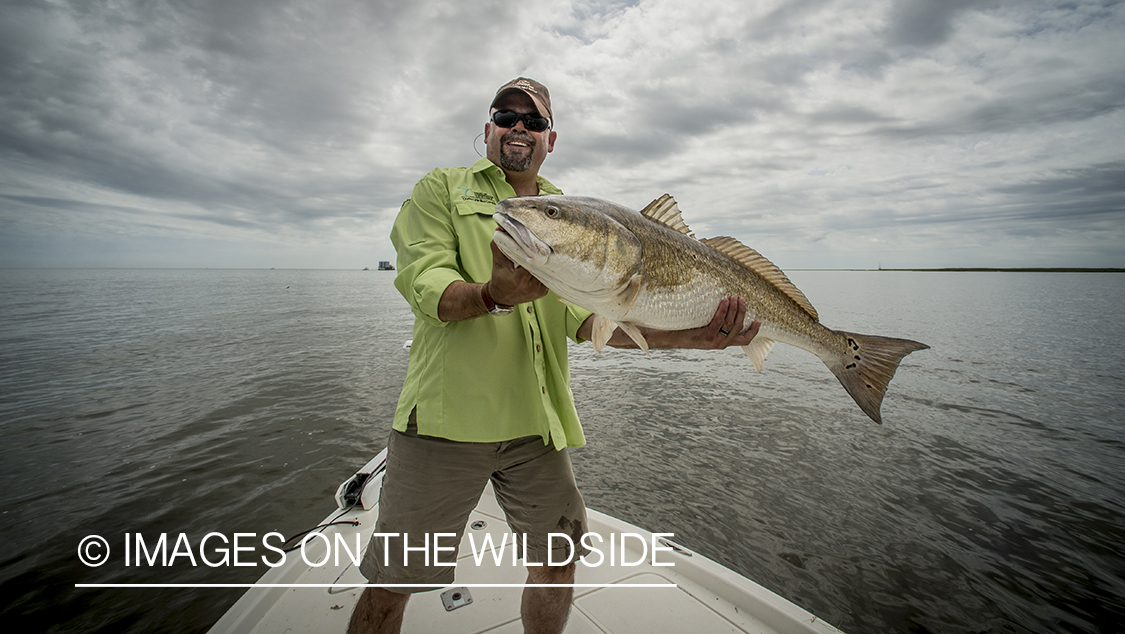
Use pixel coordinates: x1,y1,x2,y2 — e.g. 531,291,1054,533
497,131,535,172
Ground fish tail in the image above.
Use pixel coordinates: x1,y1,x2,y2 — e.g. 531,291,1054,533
827,331,929,424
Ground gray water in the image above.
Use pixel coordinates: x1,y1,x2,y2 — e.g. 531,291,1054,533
0,269,1122,633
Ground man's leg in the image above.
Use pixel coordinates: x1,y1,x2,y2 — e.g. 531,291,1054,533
353,423,494,632
347,587,409,634
490,438,587,634
521,562,576,634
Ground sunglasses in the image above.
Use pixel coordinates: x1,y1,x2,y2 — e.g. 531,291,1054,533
491,110,551,132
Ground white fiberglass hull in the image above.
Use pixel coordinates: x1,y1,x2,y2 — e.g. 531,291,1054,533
208,450,842,634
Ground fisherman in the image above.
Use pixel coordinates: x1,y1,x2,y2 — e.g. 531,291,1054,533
347,77,759,634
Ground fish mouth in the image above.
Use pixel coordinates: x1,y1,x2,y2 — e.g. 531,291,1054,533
494,213,551,262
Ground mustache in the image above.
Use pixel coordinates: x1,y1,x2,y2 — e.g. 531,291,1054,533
501,131,536,147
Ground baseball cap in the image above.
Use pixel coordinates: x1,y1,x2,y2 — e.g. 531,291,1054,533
491,77,553,126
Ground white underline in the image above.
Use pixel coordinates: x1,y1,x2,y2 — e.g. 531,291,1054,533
75,583,678,589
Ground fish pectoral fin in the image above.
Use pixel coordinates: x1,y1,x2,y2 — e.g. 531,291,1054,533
742,337,775,373
616,274,643,315
616,322,651,357
590,314,617,353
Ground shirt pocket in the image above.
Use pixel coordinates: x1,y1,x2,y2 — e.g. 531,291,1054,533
453,201,503,283
454,200,497,218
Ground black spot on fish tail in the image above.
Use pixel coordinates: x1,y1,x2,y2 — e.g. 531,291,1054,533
828,330,929,424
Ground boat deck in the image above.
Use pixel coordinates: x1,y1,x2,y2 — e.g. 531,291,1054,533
208,452,841,633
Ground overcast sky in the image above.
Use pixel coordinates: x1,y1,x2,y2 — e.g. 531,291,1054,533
1,0,1122,269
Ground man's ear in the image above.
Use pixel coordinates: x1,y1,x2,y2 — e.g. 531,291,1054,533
546,130,557,153
484,121,493,143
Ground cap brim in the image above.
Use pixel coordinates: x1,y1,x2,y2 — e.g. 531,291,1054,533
491,88,552,124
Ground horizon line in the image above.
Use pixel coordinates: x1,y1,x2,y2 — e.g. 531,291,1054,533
74,582,678,589
5,266,1123,272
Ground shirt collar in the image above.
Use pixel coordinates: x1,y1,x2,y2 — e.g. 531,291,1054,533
471,158,562,196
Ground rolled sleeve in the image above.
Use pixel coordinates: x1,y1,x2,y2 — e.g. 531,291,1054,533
391,172,465,326
411,267,464,325
565,303,593,343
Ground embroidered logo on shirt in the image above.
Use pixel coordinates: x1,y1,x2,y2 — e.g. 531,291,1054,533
457,187,498,205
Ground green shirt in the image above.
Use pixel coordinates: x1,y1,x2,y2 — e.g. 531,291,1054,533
390,158,592,450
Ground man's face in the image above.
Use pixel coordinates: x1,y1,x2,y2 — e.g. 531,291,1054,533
484,92,556,175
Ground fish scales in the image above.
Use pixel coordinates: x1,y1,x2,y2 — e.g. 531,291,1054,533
606,202,826,349
493,194,928,423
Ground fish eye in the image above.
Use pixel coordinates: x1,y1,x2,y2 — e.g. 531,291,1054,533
545,206,560,218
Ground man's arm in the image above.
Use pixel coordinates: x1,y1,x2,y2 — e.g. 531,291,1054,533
576,296,761,350
437,236,549,322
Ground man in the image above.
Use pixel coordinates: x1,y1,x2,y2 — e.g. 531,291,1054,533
348,78,758,634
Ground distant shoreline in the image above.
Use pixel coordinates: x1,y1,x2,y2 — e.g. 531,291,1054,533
2,267,1122,273
882,268,1124,273
790,268,1125,273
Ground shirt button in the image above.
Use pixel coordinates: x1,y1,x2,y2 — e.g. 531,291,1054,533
542,386,547,394
536,344,541,352
526,306,533,313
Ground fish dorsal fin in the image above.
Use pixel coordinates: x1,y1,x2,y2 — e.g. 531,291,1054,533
700,236,819,322
639,194,694,238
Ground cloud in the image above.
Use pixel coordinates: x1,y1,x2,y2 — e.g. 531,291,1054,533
992,161,1125,225
885,0,1000,48
0,0,1122,269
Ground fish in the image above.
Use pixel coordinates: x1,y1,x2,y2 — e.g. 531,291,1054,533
492,194,929,424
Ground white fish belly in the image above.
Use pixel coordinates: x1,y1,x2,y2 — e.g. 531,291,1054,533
627,271,837,359
626,274,729,331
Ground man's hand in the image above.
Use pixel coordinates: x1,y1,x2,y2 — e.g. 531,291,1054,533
578,296,761,349
486,232,549,306
663,296,760,349
436,234,550,322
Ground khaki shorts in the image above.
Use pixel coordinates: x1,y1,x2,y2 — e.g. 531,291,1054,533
358,420,588,592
